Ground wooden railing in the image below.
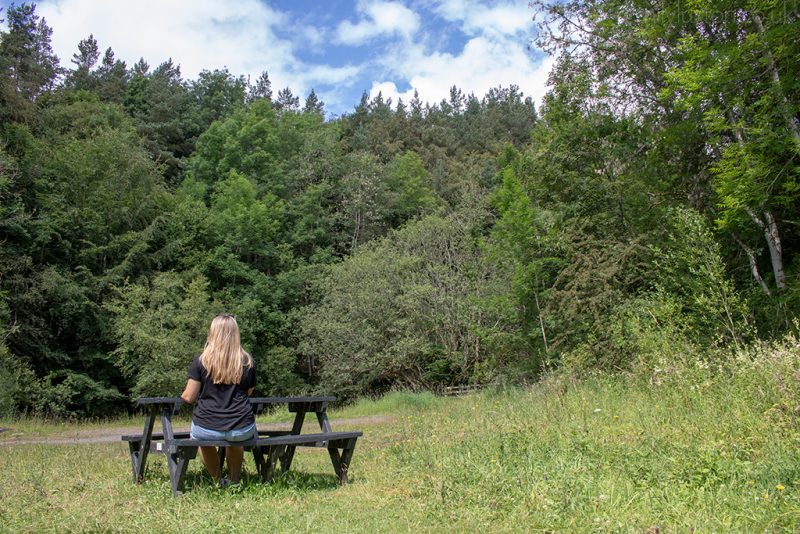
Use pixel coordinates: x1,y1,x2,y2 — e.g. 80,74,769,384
437,383,495,396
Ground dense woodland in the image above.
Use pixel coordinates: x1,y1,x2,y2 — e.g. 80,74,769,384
0,2,798,417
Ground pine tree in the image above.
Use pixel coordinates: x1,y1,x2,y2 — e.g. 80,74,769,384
275,86,299,111
303,88,324,115
248,70,272,102
0,3,60,123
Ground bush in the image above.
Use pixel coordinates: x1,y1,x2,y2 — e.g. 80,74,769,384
0,344,37,418
108,272,216,399
299,213,495,399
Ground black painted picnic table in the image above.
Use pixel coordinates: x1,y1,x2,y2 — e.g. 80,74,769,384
125,396,349,489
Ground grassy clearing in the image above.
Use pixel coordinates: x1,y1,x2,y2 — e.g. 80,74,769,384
2,362,800,532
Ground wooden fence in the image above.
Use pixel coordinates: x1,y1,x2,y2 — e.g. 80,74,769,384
437,383,495,396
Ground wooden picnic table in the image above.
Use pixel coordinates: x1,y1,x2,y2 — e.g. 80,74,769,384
122,396,362,495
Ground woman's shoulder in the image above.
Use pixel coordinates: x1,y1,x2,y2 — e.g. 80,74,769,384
189,354,206,374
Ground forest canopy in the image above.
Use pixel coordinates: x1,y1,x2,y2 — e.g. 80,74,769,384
0,2,798,416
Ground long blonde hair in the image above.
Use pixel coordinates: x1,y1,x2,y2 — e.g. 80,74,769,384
199,314,253,384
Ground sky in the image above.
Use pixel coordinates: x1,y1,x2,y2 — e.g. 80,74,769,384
3,0,554,117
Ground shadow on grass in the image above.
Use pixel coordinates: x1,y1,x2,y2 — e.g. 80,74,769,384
175,468,342,494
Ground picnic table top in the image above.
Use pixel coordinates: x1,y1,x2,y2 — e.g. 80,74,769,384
136,396,336,406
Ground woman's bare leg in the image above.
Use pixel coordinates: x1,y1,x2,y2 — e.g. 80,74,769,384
199,446,221,481
226,446,245,482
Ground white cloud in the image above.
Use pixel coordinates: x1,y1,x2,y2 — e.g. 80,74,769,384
370,39,553,107
368,1,553,109
431,0,532,36
35,0,359,101
28,0,553,116
335,1,420,45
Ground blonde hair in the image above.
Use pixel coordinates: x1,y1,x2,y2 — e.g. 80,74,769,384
199,314,253,384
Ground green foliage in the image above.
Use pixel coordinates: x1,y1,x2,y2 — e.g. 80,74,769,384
124,59,198,182
4,1,800,416
109,273,217,398
300,213,494,398
35,369,125,418
479,164,561,375
384,150,438,226
651,207,750,346
0,3,60,124
209,171,289,274
0,294,37,417
562,294,698,375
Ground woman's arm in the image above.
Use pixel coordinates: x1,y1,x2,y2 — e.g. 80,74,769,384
181,379,201,404
247,387,254,396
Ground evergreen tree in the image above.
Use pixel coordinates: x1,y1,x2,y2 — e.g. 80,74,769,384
248,70,272,102
303,88,324,115
0,3,60,123
274,86,300,112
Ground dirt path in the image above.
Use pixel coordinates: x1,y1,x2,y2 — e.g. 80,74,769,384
0,415,395,446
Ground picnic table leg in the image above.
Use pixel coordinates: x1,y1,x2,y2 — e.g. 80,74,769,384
262,445,282,482
160,406,175,441
280,410,306,472
218,447,227,474
168,446,196,496
315,411,333,433
327,437,358,484
251,446,265,479
131,408,156,483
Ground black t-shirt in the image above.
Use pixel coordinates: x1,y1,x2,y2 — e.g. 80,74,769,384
188,355,256,431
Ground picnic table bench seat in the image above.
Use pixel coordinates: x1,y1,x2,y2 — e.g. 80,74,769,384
161,431,362,495
121,429,294,442
123,396,363,496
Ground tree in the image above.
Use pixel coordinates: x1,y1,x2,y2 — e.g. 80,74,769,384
303,88,324,116
190,68,247,132
64,34,98,91
663,0,800,296
247,70,272,102
95,47,128,103
0,3,60,123
110,273,217,398
274,86,300,112
384,150,438,226
300,213,494,398
531,0,800,330
0,98,170,415
124,59,196,183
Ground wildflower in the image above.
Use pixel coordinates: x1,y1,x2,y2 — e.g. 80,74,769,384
776,484,785,492
593,408,602,414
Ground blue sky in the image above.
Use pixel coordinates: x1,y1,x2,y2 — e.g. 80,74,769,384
3,0,554,117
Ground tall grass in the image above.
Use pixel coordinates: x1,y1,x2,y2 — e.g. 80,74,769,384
2,336,800,531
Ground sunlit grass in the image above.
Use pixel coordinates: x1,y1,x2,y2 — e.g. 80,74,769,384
2,366,800,532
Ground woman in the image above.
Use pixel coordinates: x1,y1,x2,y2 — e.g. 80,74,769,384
180,314,256,486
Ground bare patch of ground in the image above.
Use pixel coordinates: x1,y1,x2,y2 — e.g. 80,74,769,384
0,415,395,446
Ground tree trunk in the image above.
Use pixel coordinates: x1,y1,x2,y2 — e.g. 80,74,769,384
763,210,787,290
733,233,771,296
752,13,800,153
727,108,787,292
746,208,787,291
533,287,548,354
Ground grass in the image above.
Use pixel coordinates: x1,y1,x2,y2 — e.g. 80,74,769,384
2,365,800,532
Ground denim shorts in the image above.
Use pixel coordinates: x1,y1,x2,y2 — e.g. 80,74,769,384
190,421,256,442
